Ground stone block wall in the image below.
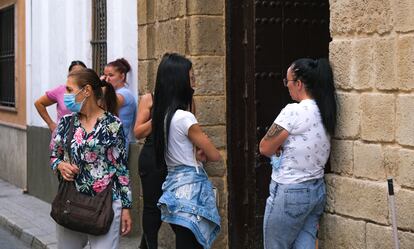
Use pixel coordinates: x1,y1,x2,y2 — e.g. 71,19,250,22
138,1,228,248
321,0,414,247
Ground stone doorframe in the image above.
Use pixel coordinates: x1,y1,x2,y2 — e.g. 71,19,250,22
138,1,228,248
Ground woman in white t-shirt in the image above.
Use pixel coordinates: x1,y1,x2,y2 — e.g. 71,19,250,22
152,53,222,249
259,58,337,249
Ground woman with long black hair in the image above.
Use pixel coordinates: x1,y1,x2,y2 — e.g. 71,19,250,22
259,58,337,249
152,53,222,249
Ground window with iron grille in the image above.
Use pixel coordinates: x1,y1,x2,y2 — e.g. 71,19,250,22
0,5,15,108
91,0,107,76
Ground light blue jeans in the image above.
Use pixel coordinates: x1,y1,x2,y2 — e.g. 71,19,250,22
263,178,326,249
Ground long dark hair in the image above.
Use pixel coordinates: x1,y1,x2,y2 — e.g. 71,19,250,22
152,53,193,169
68,68,118,115
290,58,337,135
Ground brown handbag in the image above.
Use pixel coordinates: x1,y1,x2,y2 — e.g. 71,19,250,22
50,115,114,235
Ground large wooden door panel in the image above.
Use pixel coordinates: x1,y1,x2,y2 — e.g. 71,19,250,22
229,1,330,248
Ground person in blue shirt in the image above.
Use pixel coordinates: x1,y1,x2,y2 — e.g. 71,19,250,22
102,58,137,152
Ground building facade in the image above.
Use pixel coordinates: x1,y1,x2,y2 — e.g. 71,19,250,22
0,0,27,188
320,0,414,248
138,0,227,247
25,0,138,203
1,0,414,248
0,0,139,224
138,0,414,248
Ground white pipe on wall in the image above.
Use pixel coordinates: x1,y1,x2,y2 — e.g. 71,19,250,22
25,0,32,125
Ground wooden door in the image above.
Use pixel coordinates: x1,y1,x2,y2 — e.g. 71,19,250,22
228,1,330,248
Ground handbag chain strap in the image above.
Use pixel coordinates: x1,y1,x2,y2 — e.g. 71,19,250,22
66,114,76,164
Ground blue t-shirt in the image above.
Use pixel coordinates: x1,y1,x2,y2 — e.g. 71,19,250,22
116,87,137,145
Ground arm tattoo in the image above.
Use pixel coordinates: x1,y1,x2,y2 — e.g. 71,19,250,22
264,123,284,140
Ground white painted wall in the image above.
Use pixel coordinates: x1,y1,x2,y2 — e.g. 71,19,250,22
27,0,92,127
27,0,138,127
107,0,138,100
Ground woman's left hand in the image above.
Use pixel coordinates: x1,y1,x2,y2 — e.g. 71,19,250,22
120,209,132,236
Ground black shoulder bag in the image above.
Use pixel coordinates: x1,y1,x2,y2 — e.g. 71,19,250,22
50,115,114,235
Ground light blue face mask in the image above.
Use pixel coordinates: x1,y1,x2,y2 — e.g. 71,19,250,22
63,88,86,113
270,151,283,171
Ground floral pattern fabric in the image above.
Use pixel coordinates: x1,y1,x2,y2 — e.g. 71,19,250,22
50,112,132,208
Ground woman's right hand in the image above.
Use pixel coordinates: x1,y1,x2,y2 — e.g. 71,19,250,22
34,94,57,133
57,162,80,181
188,124,222,162
48,122,57,132
196,148,207,163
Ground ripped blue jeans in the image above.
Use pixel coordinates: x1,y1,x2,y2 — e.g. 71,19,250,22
157,165,220,249
263,178,326,249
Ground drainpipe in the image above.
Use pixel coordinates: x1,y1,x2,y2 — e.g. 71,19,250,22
25,0,32,126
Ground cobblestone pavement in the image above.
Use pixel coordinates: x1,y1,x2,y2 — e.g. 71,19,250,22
0,179,144,249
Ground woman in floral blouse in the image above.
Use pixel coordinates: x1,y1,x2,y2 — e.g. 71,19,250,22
50,68,132,249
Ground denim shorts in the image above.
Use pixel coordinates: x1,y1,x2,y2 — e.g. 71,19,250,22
263,178,326,249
